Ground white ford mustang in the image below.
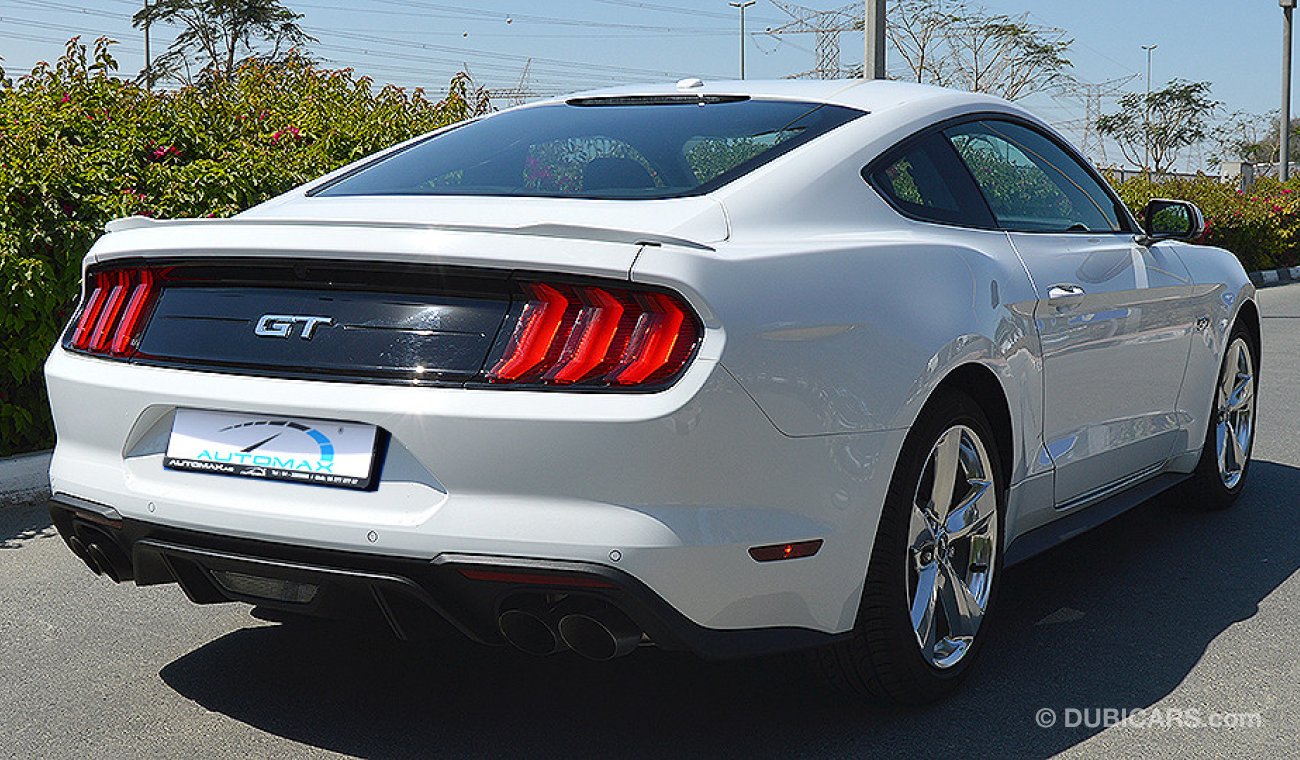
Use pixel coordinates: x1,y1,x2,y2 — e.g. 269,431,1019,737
45,79,1258,704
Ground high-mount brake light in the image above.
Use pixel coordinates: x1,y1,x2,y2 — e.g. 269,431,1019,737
488,281,700,389
67,267,163,357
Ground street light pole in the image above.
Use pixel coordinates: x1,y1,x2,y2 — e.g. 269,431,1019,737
864,0,886,79
142,0,152,91
1283,0,1296,181
1141,44,1157,172
729,1,755,80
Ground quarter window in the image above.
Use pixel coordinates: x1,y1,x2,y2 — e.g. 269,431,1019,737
867,134,995,228
944,120,1123,233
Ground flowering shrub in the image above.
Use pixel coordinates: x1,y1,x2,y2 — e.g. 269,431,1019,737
0,37,488,455
1110,173,1300,272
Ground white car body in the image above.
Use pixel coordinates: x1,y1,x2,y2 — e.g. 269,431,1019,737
45,80,1257,678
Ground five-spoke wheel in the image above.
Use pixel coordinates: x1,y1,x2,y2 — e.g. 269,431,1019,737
1215,336,1256,489
907,425,997,669
1190,323,1258,510
814,389,1004,704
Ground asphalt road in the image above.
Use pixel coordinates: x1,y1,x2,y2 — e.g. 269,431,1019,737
4,286,1300,759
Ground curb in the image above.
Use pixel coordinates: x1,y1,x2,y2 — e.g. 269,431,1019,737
0,451,52,506
1248,266,1300,288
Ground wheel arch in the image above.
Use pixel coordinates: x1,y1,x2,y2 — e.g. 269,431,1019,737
1236,297,1261,360
921,362,1015,489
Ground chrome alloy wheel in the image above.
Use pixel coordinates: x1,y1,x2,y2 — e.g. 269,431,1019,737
906,425,998,670
1215,336,1256,489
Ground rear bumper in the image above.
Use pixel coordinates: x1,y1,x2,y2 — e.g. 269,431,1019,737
45,346,906,641
49,496,850,659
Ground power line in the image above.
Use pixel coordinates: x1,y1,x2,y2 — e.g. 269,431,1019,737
0,2,708,95
587,0,782,25
766,1,860,79
307,26,722,79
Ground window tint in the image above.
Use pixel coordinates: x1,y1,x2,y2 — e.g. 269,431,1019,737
945,120,1122,233
314,99,864,200
683,133,783,184
522,137,662,193
867,133,994,228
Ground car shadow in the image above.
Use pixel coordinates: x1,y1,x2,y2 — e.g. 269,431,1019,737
0,499,57,550
159,460,1300,758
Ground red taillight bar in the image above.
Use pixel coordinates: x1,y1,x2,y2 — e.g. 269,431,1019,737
69,274,110,350
87,270,131,352
110,269,156,355
488,281,700,389
67,267,162,358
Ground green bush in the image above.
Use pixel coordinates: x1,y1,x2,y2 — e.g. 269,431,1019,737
0,37,486,456
1110,173,1300,272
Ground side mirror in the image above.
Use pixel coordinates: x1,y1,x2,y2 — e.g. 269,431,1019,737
1139,198,1206,245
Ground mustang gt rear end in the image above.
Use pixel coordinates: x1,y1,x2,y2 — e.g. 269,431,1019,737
46,79,1258,705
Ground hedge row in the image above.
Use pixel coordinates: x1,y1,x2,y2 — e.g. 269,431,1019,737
1112,173,1300,272
0,38,486,456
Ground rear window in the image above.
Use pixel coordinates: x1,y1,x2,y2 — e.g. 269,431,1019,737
313,98,865,200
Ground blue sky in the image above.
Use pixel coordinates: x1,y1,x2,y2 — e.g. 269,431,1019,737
0,1,1288,167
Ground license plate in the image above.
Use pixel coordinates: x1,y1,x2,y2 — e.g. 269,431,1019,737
164,409,379,490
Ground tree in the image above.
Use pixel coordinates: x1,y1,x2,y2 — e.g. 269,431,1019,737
1213,110,1300,167
132,0,315,84
885,0,1073,101
1095,80,1220,173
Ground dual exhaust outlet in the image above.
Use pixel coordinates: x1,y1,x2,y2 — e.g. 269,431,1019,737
498,599,641,661
66,531,132,583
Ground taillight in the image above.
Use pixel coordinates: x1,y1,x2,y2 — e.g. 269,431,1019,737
487,281,700,389
67,267,163,357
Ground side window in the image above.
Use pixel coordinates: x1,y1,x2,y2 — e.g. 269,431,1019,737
945,120,1123,233
867,133,995,228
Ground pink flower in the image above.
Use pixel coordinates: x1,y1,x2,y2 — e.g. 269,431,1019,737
270,130,283,143
1284,188,1294,194
60,93,70,103
1272,204,1283,213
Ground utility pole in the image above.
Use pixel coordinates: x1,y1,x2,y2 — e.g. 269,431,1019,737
730,1,756,79
1141,44,1157,172
1283,0,1296,180
863,0,885,79
141,0,152,91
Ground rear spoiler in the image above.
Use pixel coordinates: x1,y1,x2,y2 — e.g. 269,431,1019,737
103,215,715,252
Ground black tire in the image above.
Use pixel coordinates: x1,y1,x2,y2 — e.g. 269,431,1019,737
812,389,1006,705
1186,322,1259,511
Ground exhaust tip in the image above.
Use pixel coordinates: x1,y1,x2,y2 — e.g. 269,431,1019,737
87,543,122,583
74,537,103,576
498,607,562,656
558,606,641,661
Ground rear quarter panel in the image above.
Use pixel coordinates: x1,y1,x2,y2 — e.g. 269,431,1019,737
632,225,1044,486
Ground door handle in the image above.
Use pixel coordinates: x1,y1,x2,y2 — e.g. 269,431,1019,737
1048,283,1086,300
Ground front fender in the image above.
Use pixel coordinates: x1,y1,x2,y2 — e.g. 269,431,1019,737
1164,242,1257,469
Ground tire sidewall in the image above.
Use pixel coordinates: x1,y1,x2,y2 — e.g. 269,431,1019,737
1195,324,1259,504
860,390,1007,699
